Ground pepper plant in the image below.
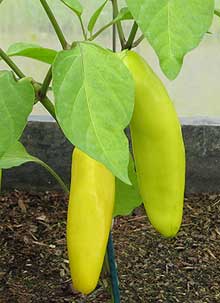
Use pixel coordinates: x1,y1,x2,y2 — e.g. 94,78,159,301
0,0,216,302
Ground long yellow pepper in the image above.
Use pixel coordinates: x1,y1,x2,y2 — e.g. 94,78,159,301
119,50,185,238
67,148,115,294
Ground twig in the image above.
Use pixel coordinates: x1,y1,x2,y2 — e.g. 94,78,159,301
39,66,52,100
132,34,145,48
40,96,57,122
0,48,25,78
124,22,138,50
39,0,69,49
111,0,126,49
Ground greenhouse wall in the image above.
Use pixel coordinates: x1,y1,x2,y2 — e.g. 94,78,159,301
1,0,220,117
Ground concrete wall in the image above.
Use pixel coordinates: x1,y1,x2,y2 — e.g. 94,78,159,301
2,118,220,194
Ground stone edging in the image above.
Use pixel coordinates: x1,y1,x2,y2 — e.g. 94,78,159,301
2,116,220,193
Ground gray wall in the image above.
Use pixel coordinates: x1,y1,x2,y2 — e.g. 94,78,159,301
2,119,220,194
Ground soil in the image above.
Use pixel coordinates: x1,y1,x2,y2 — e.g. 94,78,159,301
0,191,220,303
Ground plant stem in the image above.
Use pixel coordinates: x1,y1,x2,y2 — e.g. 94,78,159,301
124,22,138,50
107,232,120,303
132,34,145,48
39,66,52,100
32,81,57,121
40,96,57,122
88,1,127,44
39,0,71,116
106,8,121,301
112,0,117,52
0,48,25,78
111,0,126,49
112,25,116,52
38,68,56,121
79,16,87,40
36,159,69,194
89,20,114,41
39,0,69,49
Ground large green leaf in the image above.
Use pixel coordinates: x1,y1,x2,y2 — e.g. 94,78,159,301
126,0,215,79
2,43,57,64
53,42,134,184
0,72,35,157
0,141,35,169
60,0,83,16
88,0,109,34
114,155,142,217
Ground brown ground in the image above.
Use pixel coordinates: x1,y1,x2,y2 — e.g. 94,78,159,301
0,191,220,303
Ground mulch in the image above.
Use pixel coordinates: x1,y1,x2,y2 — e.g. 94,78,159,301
0,191,220,303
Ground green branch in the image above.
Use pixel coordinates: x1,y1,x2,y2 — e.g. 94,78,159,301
79,16,87,40
132,34,145,48
40,0,69,49
0,48,25,78
39,66,52,100
88,1,128,47
38,0,73,112
124,22,138,50
40,96,57,122
111,0,126,49
112,0,117,52
36,159,69,194
89,20,114,41
31,80,56,121
38,67,55,121
105,6,121,302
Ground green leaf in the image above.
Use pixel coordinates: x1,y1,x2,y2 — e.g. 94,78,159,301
126,0,215,79
114,154,142,217
53,42,134,184
0,72,35,157
60,0,83,17
2,42,57,64
115,7,133,22
88,0,109,34
0,141,69,193
0,141,35,169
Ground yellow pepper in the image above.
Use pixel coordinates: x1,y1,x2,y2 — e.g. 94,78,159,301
67,148,115,294
119,50,185,238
